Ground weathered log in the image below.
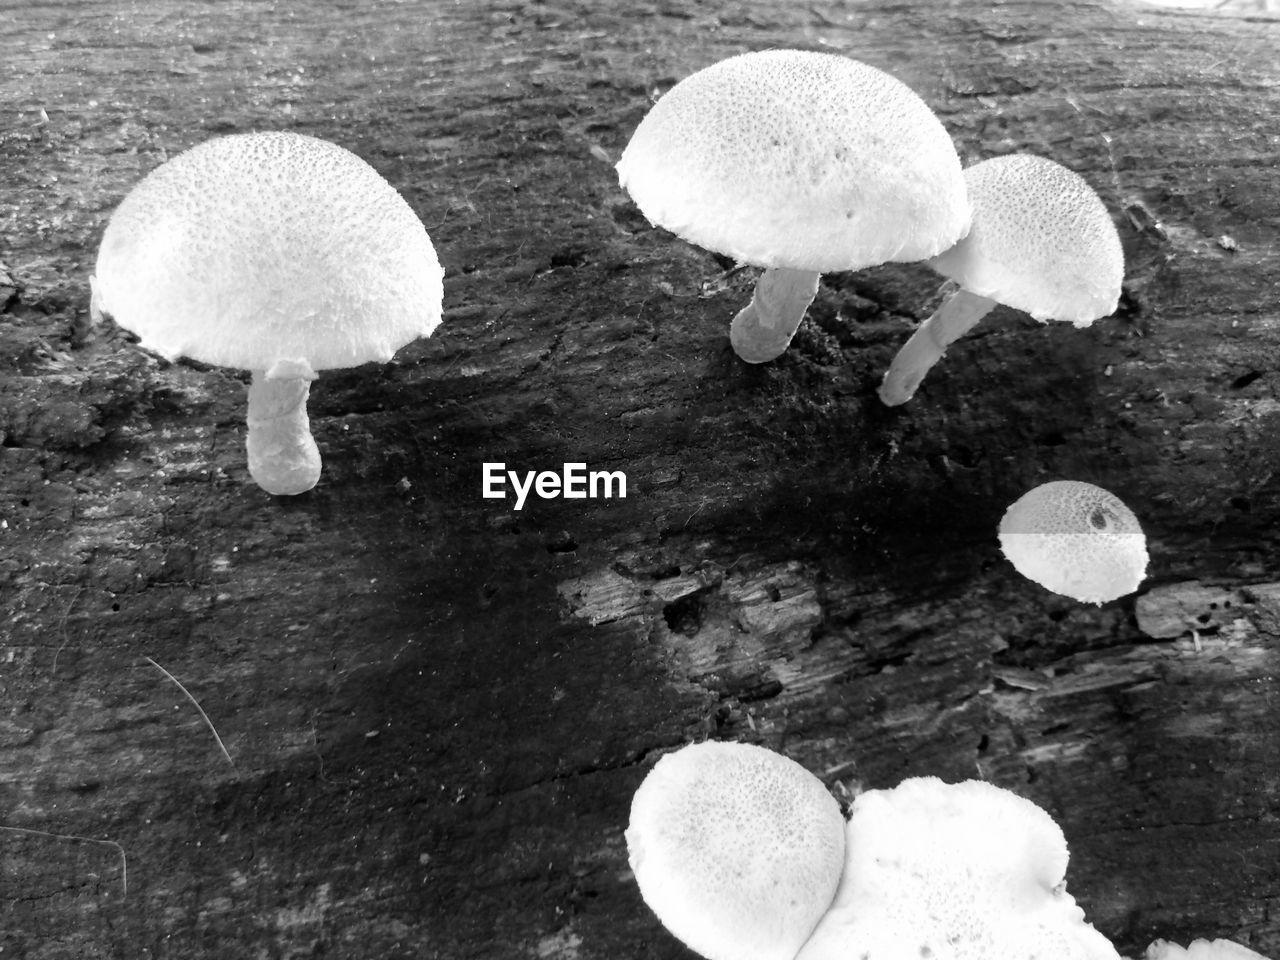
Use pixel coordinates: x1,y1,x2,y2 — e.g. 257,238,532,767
2,0,1278,957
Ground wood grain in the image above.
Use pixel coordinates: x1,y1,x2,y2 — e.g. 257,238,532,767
2,1,1278,957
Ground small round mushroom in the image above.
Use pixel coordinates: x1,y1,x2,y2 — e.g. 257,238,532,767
617,49,970,364
91,131,444,495
878,153,1123,405
796,777,1121,960
626,740,846,960
998,480,1148,605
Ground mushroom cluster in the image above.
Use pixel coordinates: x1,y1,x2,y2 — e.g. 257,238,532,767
628,741,1122,960
615,51,1149,598
608,47,1270,960
615,54,1128,392
93,130,444,495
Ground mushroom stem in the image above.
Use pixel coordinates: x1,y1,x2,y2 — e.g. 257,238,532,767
729,267,820,364
245,369,322,496
877,287,997,406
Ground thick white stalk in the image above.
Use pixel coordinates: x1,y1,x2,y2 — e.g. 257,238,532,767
729,267,821,364
245,369,321,495
877,288,997,406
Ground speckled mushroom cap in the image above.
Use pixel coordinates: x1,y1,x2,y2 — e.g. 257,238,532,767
626,740,846,960
93,131,443,376
1146,939,1270,960
616,50,970,273
928,154,1124,326
796,778,1121,960
998,480,1148,605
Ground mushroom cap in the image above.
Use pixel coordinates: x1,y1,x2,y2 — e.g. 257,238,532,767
795,777,1122,960
626,740,846,960
93,131,443,375
927,154,1124,326
616,49,969,274
998,480,1148,605
1146,939,1271,960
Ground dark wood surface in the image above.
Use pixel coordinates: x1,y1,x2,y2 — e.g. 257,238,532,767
2,1,1278,957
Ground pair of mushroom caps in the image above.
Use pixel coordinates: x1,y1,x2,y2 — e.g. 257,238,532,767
628,742,1271,960
92,131,444,495
616,49,1124,399
626,739,1122,960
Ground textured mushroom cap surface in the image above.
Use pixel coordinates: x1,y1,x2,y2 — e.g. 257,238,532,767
626,740,846,960
94,131,443,373
1146,939,1271,960
998,480,1148,605
795,777,1121,960
616,49,969,273
928,154,1123,325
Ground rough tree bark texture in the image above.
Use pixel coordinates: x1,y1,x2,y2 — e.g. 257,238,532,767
2,0,1278,958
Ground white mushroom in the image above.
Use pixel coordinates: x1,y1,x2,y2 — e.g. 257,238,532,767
878,154,1123,405
92,131,444,495
1145,938,1271,960
998,480,1149,605
617,50,970,364
626,740,846,960
796,777,1121,960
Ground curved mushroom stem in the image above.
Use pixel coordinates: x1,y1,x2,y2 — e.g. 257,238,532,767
877,288,997,406
245,368,322,496
729,267,821,364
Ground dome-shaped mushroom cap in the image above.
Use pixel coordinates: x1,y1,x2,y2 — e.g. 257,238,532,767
796,778,1121,960
626,740,846,960
998,480,1148,605
928,154,1124,326
616,50,970,273
93,131,443,373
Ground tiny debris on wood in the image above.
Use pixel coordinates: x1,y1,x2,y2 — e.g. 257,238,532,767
1135,580,1280,640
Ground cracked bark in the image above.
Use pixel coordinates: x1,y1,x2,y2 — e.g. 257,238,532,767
2,0,1278,958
